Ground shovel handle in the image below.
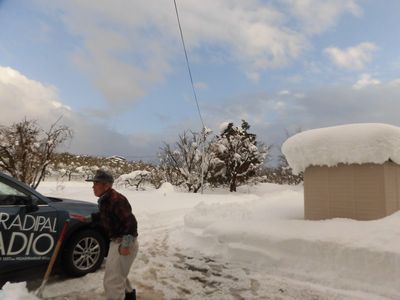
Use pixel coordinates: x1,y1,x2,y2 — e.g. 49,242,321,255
36,219,70,297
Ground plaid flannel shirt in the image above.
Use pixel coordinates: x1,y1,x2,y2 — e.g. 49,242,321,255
91,188,138,242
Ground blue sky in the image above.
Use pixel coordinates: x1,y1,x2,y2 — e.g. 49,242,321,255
0,0,400,162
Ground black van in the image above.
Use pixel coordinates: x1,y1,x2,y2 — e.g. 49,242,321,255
0,171,108,287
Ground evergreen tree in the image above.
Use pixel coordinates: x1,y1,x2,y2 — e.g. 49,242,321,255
209,120,268,192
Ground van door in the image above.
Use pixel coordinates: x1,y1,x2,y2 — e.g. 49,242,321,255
0,178,59,277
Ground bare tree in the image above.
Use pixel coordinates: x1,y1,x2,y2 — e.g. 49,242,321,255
269,127,304,185
149,167,165,189
261,154,303,185
159,129,212,193
0,118,72,188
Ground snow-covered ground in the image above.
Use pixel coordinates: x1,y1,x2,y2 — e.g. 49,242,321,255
2,180,400,299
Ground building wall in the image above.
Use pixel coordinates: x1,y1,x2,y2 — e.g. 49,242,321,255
383,162,400,216
304,162,400,220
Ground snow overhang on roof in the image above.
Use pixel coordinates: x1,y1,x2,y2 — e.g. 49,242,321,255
281,123,400,174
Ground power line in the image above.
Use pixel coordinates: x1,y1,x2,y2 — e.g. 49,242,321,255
173,0,205,129
173,0,207,193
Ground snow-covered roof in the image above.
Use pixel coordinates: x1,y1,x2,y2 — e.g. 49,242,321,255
281,123,400,174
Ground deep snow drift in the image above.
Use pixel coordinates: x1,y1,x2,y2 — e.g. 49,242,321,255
1,181,400,299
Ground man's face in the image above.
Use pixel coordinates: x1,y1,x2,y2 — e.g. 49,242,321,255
92,181,111,197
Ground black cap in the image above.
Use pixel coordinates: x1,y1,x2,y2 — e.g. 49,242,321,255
85,169,114,183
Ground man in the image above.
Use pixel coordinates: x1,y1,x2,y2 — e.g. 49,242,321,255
72,169,138,300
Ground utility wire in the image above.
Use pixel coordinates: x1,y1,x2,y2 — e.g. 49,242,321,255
173,0,205,129
173,0,206,193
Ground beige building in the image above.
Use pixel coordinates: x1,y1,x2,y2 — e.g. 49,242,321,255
304,161,400,220
281,123,400,221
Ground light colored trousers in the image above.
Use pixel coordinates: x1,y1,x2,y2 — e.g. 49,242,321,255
104,238,139,300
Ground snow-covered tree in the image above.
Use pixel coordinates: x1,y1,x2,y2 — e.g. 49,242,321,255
149,166,165,189
159,128,213,193
275,128,303,185
115,170,151,190
209,120,268,192
261,155,303,185
0,118,72,188
260,128,303,185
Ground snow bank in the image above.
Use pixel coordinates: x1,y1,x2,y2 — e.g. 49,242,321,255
0,282,39,300
155,182,175,195
181,183,400,299
282,123,400,174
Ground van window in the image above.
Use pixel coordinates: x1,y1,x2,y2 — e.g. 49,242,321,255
0,180,29,205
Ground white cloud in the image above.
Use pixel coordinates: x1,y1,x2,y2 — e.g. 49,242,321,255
278,90,291,96
388,79,400,87
202,79,400,161
38,0,360,105
294,93,305,99
193,82,208,90
274,101,286,110
0,66,71,126
2,65,388,162
324,42,378,70
283,0,362,34
0,66,161,159
352,74,381,90
246,71,261,82
286,75,303,83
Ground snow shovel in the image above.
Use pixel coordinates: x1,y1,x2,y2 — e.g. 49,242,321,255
36,219,70,298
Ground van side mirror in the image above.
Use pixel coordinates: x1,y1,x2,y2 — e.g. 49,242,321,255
19,195,39,213
25,202,39,213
